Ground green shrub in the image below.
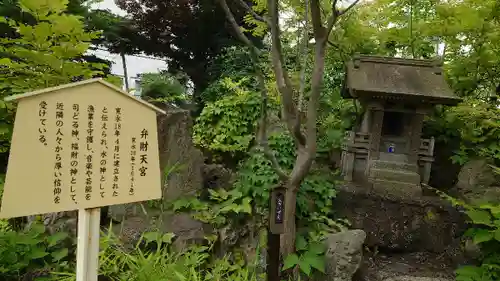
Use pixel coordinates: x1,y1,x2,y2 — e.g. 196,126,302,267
425,100,500,165
0,222,70,280
234,132,338,221
193,78,265,160
282,233,326,277
139,72,188,105
53,228,265,281
434,174,500,281
455,203,500,281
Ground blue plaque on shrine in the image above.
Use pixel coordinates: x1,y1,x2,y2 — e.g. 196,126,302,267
388,144,395,153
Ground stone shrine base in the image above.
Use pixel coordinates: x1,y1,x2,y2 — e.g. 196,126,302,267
335,183,468,258
335,183,471,281
367,159,423,198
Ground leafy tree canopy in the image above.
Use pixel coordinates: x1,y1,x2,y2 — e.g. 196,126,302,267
115,0,263,97
139,72,189,106
0,0,120,160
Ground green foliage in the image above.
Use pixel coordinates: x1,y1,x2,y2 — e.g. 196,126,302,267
53,229,265,281
177,130,342,277
115,0,252,95
317,98,356,155
426,99,500,165
0,222,70,280
447,101,500,164
203,46,272,104
193,78,266,158
456,204,500,281
0,0,109,154
173,188,253,227
234,132,337,221
282,234,326,277
434,185,500,281
0,0,105,91
241,1,267,37
139,72,188,105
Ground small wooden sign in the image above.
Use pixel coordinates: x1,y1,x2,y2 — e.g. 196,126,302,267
0,78,165,218
269,186,286,234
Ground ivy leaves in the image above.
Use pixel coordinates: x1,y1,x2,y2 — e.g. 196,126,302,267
282,234,326,276
193,78,263,158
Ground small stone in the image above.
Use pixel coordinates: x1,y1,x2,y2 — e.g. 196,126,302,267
324,229,366,281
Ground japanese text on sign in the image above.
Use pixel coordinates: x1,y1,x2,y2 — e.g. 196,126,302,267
275,192,284,224
38,101,48,146
53,102,64,204
0,79,164,219
100,107,109,199
112,108,122,197
130,137,136,195
70,104,80,204
139,129,148,177
85,105,95,201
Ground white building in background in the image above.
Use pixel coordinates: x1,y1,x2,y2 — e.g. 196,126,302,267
108,74,143,98
129,76,143,98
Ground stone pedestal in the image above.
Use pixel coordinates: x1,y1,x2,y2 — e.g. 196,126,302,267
367,159,422,197
334,184,467,253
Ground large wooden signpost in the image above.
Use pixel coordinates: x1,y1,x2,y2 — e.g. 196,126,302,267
0,78,165,281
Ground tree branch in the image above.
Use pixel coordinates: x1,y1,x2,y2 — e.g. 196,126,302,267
327,39,339,49
217,0,255,49
290,0,363,184
267,0,307,146
258,112,289,181
325,7,339,36
325,0,361,38
310,0,324,38
339,0,362,16
235,0,270,26
298,0,310,112
218,0,288,181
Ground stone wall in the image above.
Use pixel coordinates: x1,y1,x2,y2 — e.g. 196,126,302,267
334,184,467,254
156,106,204,201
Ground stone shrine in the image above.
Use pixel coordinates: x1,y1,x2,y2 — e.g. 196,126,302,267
340,55,462,197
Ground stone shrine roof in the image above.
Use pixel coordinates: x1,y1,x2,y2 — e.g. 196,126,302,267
341,55,462,105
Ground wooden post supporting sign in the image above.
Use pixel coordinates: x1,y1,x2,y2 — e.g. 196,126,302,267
267,186,286,281
0,79,165,281
76,208,101,281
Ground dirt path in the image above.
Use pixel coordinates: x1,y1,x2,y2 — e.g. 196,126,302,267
354,251,456,281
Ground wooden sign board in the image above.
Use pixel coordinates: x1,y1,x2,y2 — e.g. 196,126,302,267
0,79,165,218
269,187,285,234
